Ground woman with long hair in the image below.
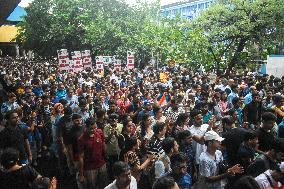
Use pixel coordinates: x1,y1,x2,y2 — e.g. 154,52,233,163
136,113,153,154
122,136,154,183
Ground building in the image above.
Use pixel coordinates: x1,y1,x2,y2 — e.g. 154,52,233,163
160,0,213,20
0,1,26,56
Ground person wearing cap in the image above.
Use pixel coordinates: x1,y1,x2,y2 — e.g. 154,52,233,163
78,117,108,189
254,162,284,189
196,130,243,189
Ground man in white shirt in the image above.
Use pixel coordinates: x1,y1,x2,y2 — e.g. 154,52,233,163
104,161,137,189
255,162,284,189
189,110,210,166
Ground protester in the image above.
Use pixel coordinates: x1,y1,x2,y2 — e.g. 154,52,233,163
0,56,284,189
104,161,137,189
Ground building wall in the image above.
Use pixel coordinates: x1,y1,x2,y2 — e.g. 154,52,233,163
161,0,213,20
0,25,18,43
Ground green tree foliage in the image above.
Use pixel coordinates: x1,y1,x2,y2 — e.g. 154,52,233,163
17,0,284,69
194,0,284,70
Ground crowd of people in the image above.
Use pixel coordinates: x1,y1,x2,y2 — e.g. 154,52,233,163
0,57,283,189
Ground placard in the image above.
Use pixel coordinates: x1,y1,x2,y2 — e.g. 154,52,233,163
57,49,69,71
96,56,104,71
81,50,92,69
127,51,135,70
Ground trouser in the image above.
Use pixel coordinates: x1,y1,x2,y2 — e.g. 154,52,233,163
66,153,77,175
82,164,108,189
107,154,119,181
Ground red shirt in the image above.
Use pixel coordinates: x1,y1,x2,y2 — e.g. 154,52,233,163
78,128,106,170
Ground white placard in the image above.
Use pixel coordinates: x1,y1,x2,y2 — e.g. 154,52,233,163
127,51,135,70
81,50,92,69
96,56,104,71
71,51,83,73
57,49,69,71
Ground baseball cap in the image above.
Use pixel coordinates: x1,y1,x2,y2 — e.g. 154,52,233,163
204,130,225,142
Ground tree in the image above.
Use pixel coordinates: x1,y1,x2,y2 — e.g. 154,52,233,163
194,0,284,70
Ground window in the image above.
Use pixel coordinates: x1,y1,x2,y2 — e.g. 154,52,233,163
198,3,204,10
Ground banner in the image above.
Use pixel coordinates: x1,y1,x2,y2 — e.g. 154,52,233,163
96,56,104,71
103,56,112,66
71,51,83,73
114,59,122,71
57,49,69,71
81,50,92,69
127,51,135,70
67,60,75,74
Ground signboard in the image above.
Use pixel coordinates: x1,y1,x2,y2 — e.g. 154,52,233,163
127,51,135,70
57,49,69,71
114,59,122,71
103,56,112,66
266,55,284,78
81,50,92,69
96,56,104,71
71,51,83,73
67,60,75,74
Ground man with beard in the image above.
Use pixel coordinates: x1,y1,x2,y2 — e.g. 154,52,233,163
78,117,108,189
189,110,210,170
0,110,32,165
243,93,262,129
104,161,137,189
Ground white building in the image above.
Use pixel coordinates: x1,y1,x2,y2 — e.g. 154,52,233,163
161,0,213,20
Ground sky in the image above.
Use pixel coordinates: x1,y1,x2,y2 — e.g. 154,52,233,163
19,0,180,7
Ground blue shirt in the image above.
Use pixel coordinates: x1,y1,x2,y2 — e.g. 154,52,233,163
227,92,239,105
56,89,67,99
244,93,252,105
165,173,192,189
32,87,44,96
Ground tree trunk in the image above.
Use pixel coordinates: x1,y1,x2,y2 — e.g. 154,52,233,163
228,38,247,71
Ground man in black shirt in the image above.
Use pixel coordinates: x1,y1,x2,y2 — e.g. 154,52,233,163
0,111,32,164
237,131,258,172
243,93,262,128
66,113,84,175
0,148,40,189
222,123,248,166
256,112,277,152
55,106,73,176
